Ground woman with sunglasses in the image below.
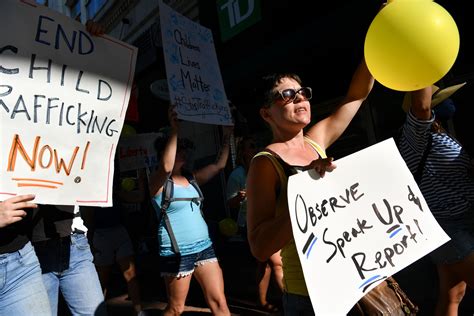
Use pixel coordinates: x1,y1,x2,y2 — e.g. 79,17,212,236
246,60,374,315
149,106,232,316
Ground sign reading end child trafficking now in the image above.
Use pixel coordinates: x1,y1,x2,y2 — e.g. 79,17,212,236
159,0,232,126
287,138,450,315
0,0,137,206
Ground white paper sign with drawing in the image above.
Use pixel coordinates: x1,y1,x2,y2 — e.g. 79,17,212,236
287,138,450,315
159,0,232,125
0,0,137,206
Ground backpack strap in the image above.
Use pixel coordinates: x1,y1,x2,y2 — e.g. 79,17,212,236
156,177,180,254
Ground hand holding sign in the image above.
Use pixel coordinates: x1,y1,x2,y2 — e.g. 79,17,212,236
287,139,449,315
303,157,336,178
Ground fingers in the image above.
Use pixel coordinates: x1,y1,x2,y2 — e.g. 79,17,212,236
310,157,337,178
85,20,105,36
8,194,36,204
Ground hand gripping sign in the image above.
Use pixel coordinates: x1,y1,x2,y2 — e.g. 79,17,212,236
0,0,137,206
287,138,449,315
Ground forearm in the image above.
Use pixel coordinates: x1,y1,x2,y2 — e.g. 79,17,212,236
410,86,432,120
161,129,178,173
249,214,293,261
215,139,230,170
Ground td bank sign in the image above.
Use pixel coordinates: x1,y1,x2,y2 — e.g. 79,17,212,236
217,0,261,42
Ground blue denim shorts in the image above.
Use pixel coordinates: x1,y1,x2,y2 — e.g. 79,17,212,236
430,212,474,265
159,245,218,278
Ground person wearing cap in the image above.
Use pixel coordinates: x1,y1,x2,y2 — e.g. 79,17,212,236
398,83,474,316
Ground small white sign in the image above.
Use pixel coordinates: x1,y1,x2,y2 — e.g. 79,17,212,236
118,133,160,172
287,138,449,315
159,0,232,125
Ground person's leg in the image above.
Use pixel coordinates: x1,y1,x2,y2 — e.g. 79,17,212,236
192,247,230,316
42,271,60,316
117,255,142,315
0,242,51,315
60,233,106,316
95,264,113,297
269,250,284,292
256,261,273,308
163,275,192,316
435,264,466,316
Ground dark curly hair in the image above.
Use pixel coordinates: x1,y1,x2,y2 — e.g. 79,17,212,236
255,73,302,108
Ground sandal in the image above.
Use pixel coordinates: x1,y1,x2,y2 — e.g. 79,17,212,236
259,302,279,313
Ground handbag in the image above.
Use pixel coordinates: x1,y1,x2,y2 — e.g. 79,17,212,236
348,277,419,316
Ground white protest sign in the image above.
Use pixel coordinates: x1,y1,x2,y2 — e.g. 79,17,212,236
159,0,232,125
118,133,160,172
0,0,137,206
287,138,450,315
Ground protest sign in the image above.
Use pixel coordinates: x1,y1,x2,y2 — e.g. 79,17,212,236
0,0,137,206
118,133,160,172
159,0,232,125
287,138,450,315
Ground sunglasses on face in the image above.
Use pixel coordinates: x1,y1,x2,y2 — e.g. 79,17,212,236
274,87,312,103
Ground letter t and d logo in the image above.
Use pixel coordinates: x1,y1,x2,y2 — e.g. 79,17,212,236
217,0,261,42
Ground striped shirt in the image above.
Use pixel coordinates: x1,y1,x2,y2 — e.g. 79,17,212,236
398,111,474,219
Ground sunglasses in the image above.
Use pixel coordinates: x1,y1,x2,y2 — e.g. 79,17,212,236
274,87,312,103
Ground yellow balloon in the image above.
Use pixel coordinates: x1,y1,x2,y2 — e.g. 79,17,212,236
121,124,137,137
365,1,459,91
121,177,136,192
218,218,238,237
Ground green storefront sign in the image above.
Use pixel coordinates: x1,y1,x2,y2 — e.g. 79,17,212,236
217,0,261,42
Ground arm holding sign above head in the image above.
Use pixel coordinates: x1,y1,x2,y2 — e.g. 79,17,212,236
148,105,179,196
0,195,37,228
193,125,233,186
409,86,432,120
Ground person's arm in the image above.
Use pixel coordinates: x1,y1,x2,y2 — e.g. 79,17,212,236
85,20,105,36
226,169,246,210
193,126,233,186
247,156,293,261
306,59,374,150
148,106,179,196
409,86,432,120
0,194,37,228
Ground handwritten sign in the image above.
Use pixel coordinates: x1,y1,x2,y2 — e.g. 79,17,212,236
159,0,232,125
0,0,137,206
118,133,160,172
287,138,449,315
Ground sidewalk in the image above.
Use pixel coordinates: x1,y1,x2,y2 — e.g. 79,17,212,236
104,237,474,316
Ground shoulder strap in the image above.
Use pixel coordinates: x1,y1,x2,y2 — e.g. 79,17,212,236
304,136,327,158
159,177,180,254
184,173,204,211
254,150,291,188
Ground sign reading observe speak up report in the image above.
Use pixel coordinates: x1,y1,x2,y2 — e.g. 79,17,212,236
0,0,137,206
287,138,450,315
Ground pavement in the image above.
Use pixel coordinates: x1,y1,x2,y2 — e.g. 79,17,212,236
58,234,474,315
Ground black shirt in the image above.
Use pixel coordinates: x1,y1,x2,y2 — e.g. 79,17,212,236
0,210,33,254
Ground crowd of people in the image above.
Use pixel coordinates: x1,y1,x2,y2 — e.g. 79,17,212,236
2,3,474,316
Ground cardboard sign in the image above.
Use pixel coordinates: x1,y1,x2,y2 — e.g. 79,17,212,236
287,138,450,315
118,133,160,172
159,0,232,125
0,0,137,206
